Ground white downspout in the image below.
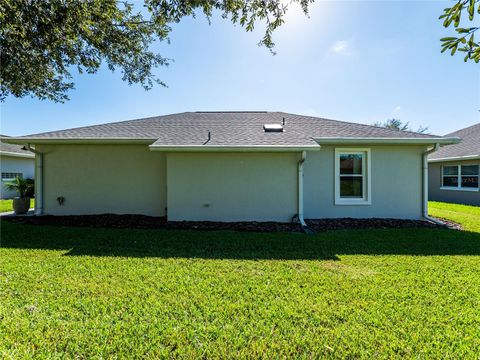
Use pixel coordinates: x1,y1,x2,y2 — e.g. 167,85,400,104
423,143,444,226
25,144,43,215
298,151,307,227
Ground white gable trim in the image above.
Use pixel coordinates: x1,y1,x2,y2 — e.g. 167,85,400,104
149,145,321,152
428,155,480,163
0,151,35,159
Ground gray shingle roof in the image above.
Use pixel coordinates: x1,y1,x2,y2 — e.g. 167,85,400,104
0,136,34,156
429,122,480,160
5,112,449,149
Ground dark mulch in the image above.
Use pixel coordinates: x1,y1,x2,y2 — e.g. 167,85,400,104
306,218,454,231
3,214,455,233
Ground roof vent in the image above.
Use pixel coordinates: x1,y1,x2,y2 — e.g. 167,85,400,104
263,124,284,133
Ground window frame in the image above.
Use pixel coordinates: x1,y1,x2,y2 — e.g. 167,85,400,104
1,172,23,182
441,164,479,192
334,148,372,205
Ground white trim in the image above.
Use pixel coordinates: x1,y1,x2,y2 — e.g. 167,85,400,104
440,187,479,192
429,154,480,163
0,151,35,158
3,137,460,147
2,138,157,145
315,137,460,145
149,145,321,152
441,164,479,191
334,148,372,205
3,138,321,151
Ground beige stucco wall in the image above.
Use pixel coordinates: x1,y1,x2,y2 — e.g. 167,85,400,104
304,145,426,219
166,152,299,222
36,144,428,220
0,155,35,199
429,160,480,206
37,145,166,216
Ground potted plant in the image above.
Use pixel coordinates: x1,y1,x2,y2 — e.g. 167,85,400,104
5,176,33,215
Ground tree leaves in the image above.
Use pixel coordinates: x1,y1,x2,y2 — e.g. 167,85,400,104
373,119,430,134
439,0,480,63
0,0,169,102
0,0,312,102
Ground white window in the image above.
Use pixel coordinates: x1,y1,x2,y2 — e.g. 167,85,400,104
441,164,479,191
335,148,371,205
1,172,23,181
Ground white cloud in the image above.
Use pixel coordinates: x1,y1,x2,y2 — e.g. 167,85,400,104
329,40,352,55
394,106,402,111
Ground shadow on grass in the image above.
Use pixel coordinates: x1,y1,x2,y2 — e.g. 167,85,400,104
1,220,480,260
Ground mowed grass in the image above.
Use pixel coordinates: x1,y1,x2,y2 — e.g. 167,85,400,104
429,201,480,232
0,199,35,213
1,203,479,358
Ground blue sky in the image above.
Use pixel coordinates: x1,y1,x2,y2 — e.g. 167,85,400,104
1,0,479,136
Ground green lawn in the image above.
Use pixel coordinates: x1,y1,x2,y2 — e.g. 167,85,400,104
1,203,479,358
0,199,35,213
429,201,480,232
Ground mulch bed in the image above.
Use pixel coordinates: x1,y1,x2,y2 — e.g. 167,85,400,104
3,214,459,233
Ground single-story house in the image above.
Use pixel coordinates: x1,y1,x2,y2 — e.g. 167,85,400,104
3,112,459,224
428,123,479,206
0,136,35,199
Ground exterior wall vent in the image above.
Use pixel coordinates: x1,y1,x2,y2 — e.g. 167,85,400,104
263,124,284,132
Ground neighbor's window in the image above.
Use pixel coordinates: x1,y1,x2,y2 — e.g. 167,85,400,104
461,165,479,188
442,165,458,187
1,172,23,181
335,149,371,205
442,165,479,190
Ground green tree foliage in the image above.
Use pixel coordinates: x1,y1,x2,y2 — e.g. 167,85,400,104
373,119,430,134
0,0,311,102
440,0,480,62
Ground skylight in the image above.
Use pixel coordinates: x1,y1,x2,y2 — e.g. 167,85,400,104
263,124,284,132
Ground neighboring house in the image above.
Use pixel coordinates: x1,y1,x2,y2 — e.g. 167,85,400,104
0,136,35,199
428,123,480,206
3,112,458,222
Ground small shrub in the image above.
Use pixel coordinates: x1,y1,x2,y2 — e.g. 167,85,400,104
4,176,34,198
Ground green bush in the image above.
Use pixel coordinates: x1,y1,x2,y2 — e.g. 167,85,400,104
4,176,34,198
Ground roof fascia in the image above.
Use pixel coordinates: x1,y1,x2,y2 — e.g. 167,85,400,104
149,145,321,152
0,151,35,158
1,138,157,145
428,154,480,163
313,137,460,145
